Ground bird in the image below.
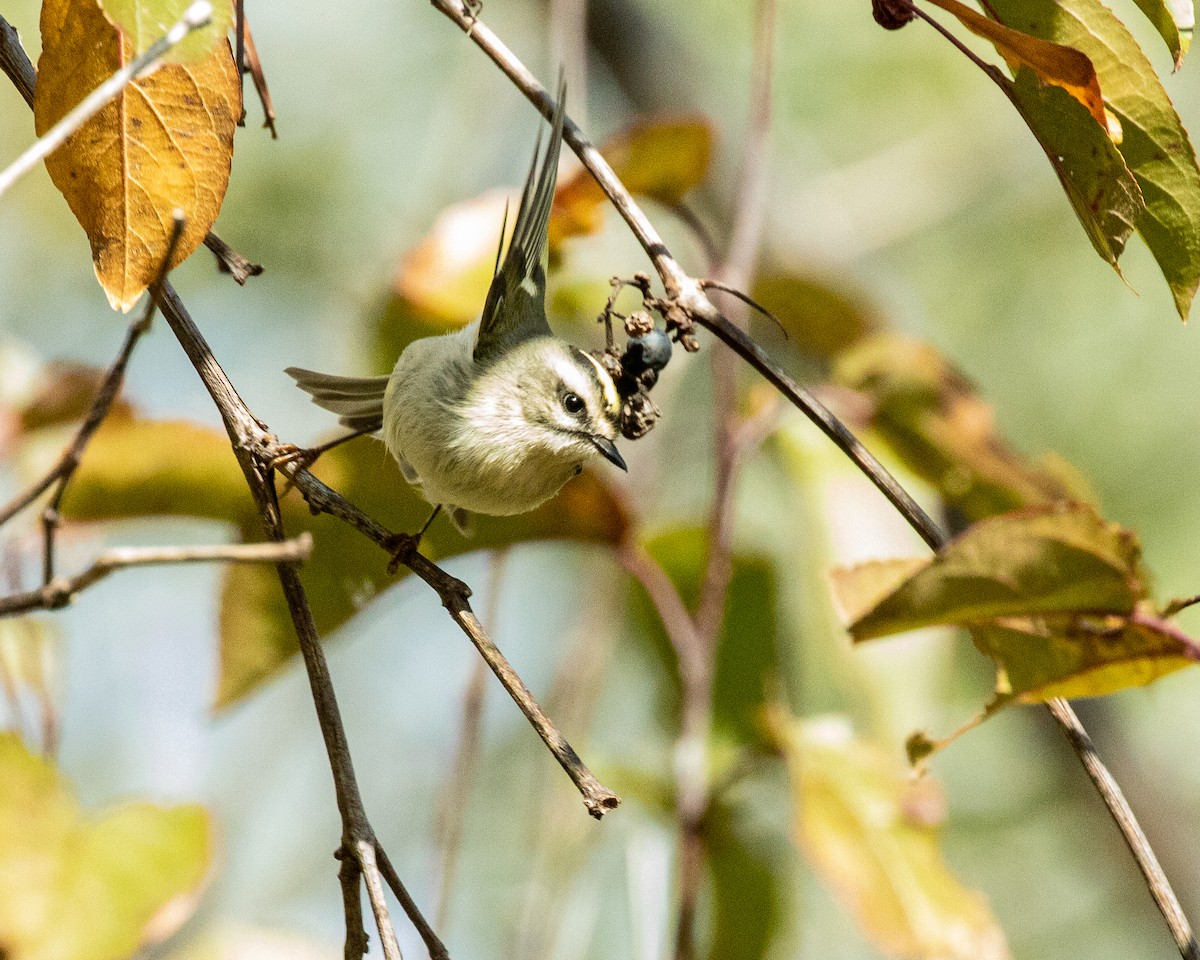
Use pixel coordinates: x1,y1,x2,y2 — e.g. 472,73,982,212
284,79,627,542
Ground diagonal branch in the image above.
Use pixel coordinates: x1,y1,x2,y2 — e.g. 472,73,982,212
424,2,1200,957
284,465,620,819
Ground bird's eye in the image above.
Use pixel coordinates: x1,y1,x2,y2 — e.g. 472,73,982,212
562,392,585,415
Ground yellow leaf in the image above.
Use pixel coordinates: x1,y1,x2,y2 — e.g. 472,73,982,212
0,733,212,960
549,116,713,248
976,613,1197,702
766,713,1010,960
33,0,239,312
924,0,1113,134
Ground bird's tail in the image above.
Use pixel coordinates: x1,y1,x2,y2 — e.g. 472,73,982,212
285,367,389,433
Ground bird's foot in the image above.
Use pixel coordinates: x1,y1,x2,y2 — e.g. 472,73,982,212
268,443,320,473
463,0,482,32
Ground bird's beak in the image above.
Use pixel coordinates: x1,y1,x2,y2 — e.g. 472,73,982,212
590,435,627,471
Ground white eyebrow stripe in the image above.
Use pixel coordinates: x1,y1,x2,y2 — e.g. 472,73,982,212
581,352,621,414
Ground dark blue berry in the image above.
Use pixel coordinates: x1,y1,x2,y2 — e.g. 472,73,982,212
623,329,673,376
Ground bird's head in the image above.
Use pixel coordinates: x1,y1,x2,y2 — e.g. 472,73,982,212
509,339,627,471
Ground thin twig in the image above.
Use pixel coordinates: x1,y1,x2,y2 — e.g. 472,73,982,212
336,849,369,960
618,542,707,960
355,839,404,960
234,0,245,119
0,16,34,108
0,214,183,541
377,844,452,960
41,213,185,584
0,1,214,199
0,535,312,618
426,2,1200,956
157,284,446,957
676,5,775,954
203,231,264,284
434,548,508,930
242,13,278,137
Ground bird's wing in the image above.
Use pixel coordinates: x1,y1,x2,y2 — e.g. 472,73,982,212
474,76,566,365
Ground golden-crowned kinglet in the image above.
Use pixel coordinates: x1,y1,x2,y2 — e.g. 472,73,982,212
286,80,626,536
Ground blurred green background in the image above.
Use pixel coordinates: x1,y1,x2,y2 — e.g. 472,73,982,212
2,0,1200,957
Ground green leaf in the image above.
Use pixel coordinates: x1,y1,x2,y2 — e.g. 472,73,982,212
765,712,1010,960
1000,66,1142,267
627,528,782,752
750,271,881,363
833,335,1091,522
58,418,252,522
706,798,784,960
0,733,211,960
984,0,1200,319
1130,0,1193,68
974,613,1197,702
98,0,233,62
834,504,1146,641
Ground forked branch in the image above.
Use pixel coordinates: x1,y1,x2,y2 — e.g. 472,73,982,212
424,1,1199,956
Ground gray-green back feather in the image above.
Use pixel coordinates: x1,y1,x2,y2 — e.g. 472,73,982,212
473,77,567,365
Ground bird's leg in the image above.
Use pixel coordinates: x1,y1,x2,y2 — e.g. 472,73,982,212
385,504,442,574
268,424,377,473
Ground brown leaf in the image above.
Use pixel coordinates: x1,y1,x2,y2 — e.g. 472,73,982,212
924,0,1112,132
15,361,135,435
548,116,713,248
833,334,1089,521
33,0,239,312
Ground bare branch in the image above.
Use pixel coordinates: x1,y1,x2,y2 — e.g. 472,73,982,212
0,1,214,199
377,844,452,960
2,212,185,593
0,16,35,108
0,535,312,618
356,839,404,960
336,849,370,960
426,2,1200,956
153,283,447,957
242,17,278,137
203,231,264,284
283,465,620,817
